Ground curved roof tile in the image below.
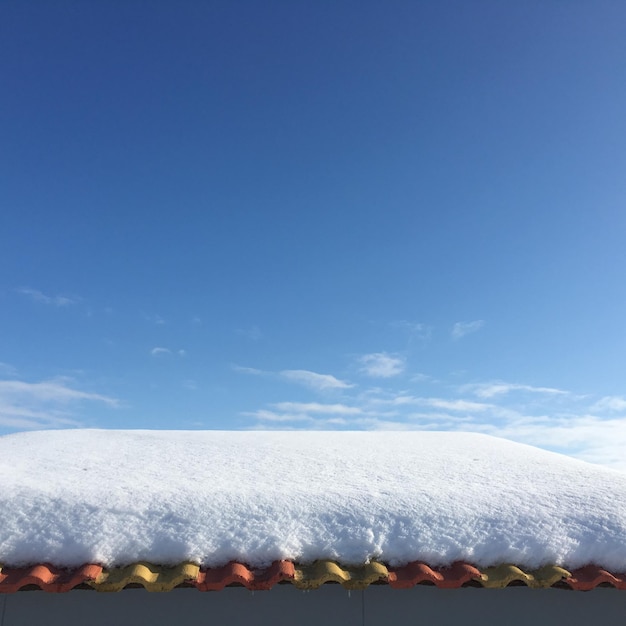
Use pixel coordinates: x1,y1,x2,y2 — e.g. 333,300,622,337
2,561,625,593
0,564,102,593
293,561,389,590
387,561,482,589
90,562,199,593
566,566,626,591
479,565,570,589
195,561,295,591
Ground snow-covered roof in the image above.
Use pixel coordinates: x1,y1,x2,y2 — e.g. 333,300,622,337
1,430,625,592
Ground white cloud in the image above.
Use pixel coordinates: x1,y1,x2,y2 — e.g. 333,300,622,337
361,394,411,407
451,320,484,339
463,381,569,399
369,394,493,413
280,369,354,391
418,397,493,412
475,414,626,471
246,402,362,426
231,364,266,376
0,378,119,429
0,379,118,406
411,372,437,383
0,401,79,429
232,366,354,391
358,353,405,378
234,363,626,471
244,409,313,423
242,390,626,471
591,396,626,413
272,402,361,415
17,287,78,307
150,347,185,357
151,347,171,356
366,392,626,471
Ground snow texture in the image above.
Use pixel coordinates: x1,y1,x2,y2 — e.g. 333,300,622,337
0,429,625,570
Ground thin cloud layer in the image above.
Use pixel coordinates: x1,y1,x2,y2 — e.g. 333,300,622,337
272,402,362,415
0,378,119,430
391,321,432,342
231,364,266,376
151,347,171,356
150,347,186,357
475,415,626,471
462,382,569,399
451,320,484,339
17,288,78,307
241,369,626,471
358,353,405,378
592,396,626,413
280,369,354,391
233,365,354,391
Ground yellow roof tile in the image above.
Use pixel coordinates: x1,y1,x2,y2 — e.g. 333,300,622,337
480,564,570,589
293,560,389,590
90,562,200,592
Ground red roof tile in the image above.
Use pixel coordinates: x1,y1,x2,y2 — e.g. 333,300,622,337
194,560,295,591
566,566,626,591
0,564,102,593
387,561,482,589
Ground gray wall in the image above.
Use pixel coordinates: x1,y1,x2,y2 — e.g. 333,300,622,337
2,585,626,626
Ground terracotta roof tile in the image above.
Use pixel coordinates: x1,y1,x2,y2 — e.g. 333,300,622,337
0,564,102,593
565,566,626,591
1,561,626,593
195,560,295,591
387,561,482,589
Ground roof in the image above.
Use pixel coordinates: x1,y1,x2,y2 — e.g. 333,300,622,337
1,560,625,593
1,429,626,593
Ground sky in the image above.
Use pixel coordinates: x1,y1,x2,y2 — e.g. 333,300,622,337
1,1,626,470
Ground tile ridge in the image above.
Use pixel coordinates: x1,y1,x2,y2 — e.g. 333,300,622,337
2,560,625,592
0,563,102,593
196,560,295,590
565,565,626,591
89,562,200,592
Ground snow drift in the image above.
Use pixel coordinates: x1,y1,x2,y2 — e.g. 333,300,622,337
0,429,625,569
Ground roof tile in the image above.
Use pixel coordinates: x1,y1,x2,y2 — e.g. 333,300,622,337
0,564,102,593
566,566,626,591
293,561,389,590
2,561,626,592
195,560,295,591
90,562,199,592
387,561,482,589
480,565,570,589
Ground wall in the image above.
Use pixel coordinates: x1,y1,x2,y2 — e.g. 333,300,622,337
1,584,626,626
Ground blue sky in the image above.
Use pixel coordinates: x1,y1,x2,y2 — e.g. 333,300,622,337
2,1,626,468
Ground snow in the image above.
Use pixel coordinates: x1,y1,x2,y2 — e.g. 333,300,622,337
0,429,625,570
